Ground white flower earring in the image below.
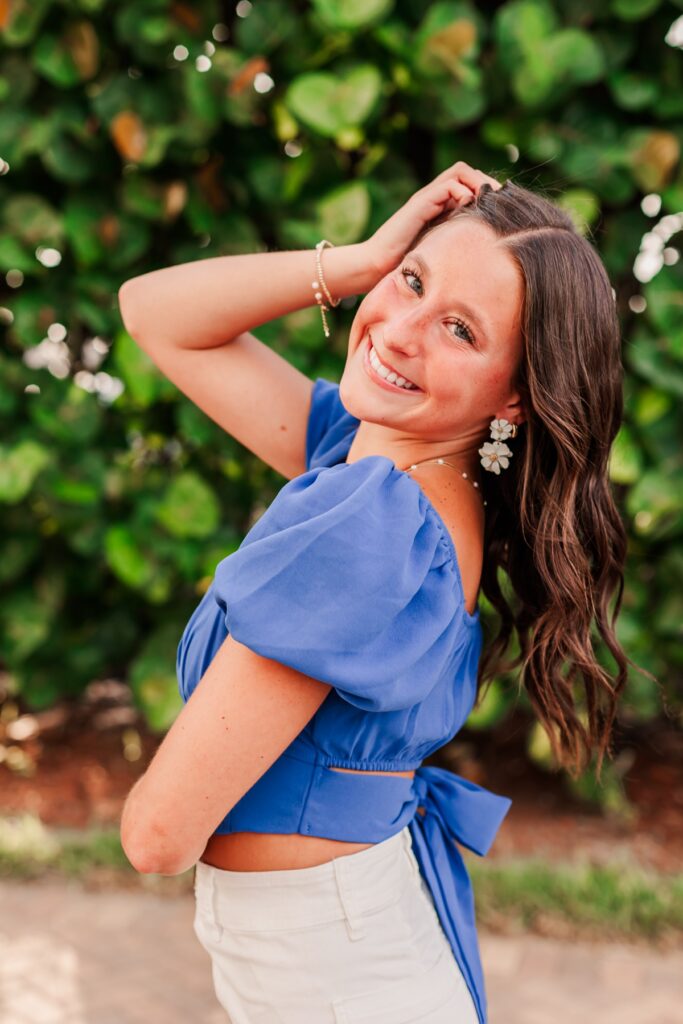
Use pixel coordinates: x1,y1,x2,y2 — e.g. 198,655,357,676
479,418,518,475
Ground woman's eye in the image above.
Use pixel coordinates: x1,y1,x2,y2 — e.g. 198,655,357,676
401,267,423,295
400,266,475,345
448,318,475,345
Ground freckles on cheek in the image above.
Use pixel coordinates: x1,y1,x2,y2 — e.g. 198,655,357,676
482,369,507,398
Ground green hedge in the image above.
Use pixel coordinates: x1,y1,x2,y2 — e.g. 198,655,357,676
1,0,682,804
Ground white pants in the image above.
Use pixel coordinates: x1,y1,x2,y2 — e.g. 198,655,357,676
193,825,479,1023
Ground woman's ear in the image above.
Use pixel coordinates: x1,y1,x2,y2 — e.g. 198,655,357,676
496,394,526,428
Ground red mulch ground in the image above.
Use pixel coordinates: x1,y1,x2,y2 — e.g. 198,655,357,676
1,679,681,875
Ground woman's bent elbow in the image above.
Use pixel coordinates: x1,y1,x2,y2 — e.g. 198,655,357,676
121,828,177,876
117,280,147,342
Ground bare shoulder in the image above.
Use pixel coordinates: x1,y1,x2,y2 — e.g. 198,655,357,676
408,463,484,616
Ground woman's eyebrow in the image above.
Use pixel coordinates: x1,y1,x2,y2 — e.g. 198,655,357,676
406,250,491,344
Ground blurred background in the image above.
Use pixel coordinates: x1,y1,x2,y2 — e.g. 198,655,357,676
0,1,682,1022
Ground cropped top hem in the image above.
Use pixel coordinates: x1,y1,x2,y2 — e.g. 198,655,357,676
323,756,424,772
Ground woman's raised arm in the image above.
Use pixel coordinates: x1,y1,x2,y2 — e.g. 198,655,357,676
117,243,380,351
116,244,380,480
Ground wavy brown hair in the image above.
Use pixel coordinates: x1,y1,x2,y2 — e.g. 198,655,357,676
415,179,658,782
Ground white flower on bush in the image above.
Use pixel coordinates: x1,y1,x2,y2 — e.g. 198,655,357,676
478,440,513,475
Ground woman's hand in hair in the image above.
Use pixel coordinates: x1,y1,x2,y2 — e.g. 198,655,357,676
363,162,503,279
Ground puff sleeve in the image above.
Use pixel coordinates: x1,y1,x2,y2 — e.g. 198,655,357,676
212,457,473,712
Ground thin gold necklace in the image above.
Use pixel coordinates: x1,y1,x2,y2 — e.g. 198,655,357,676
404,457,487,507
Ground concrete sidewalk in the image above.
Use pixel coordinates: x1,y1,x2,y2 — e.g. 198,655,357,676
2,877,681,1024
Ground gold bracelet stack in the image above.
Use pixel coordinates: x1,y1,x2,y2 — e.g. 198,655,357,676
312,239,341,338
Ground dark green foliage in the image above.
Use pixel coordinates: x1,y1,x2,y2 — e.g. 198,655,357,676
0,1,681,804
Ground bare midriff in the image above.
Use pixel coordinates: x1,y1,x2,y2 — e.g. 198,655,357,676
199,766,417,871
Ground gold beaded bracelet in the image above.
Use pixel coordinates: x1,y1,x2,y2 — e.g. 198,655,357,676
312,239,341,337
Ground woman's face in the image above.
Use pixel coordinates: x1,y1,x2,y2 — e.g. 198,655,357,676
340,215,525,472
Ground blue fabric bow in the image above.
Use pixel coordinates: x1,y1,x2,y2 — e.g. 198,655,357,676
408,765,512,1024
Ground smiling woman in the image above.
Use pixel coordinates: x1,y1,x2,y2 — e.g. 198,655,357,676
117,160,651,1024
340,213,526,487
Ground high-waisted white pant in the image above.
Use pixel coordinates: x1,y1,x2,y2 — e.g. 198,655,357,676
192,824,479,1024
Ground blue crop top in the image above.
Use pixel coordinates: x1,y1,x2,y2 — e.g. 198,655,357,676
176,376,512,1024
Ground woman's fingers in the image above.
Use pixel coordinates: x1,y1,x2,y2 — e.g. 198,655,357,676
442,179,476,206
415,178,475,220
433,160,502,196
362,161,503,280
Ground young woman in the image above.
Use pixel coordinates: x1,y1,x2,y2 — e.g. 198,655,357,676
118,163,636,1024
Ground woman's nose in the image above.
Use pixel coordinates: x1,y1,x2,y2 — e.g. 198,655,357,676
381,310,429,348
381,325,424,358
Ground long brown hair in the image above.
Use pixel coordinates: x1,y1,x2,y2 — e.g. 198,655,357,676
416,179,658,781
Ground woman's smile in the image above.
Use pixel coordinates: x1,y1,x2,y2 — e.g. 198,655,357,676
362,335,424,395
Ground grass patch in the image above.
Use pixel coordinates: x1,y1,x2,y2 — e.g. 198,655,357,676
0,813,132,880
0,813,194,895
468,856,683,943
2,814,682,942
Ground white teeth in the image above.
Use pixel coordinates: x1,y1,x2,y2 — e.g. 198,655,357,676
369,343,418,390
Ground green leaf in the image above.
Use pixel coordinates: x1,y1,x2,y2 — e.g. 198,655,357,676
2,0,51,46
633,387,672,427
248,154,289,206
233,0,299,54
312,0,394,30
0,234,35,273
465,679,512,730
626,128,681,193
494,0,557,68
658,585,683,639
176,398,226,447
608,70,659,111
373,19,413,60
513,49,556,106
284,65,383,137
643,265,683,354
626,469,683,537
625,330,683,398
544,29,606,87
63,193,112,267
0,441,51,503
105,525,157,589
526,719,556,771
512,29,605,106
414,2,483,79
111,330,172,408
411,77,485,130
0,535,40,585
154,472,221,539
47,475,101,506
556,188,601,232
3,194,63,248
42,133,99,185
29,383,103,445
128,623,184,733
564,759,635,821
0,589,54,661
611,0,662,20
317,181,371,245
33,33,82,89
608,424,643,485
